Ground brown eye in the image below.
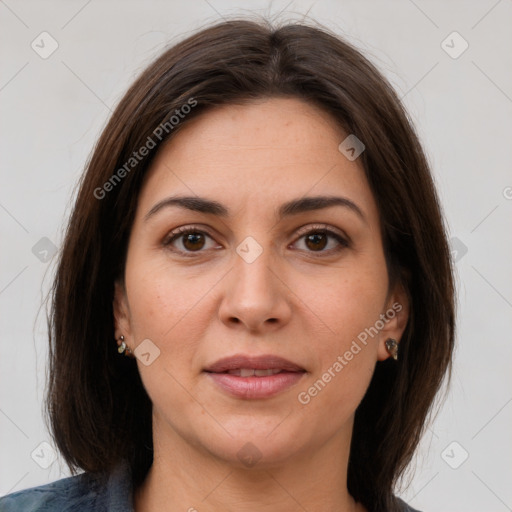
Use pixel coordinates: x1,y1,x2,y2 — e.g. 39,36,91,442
163,225,349,258
304,232,328,251
182,232,206,251
293,227,349,256
163,227,217,255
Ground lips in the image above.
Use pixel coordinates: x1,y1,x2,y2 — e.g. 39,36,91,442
204,354,306,399
204,354,306,374
225,368,283,377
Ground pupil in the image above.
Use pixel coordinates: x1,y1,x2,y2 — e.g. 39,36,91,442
307,233,326,251
184,233,204,250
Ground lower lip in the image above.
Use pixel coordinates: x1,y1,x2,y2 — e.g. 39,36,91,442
205,371,305,399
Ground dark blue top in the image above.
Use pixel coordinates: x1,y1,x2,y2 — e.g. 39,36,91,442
0,459,421,511
0,460,133,512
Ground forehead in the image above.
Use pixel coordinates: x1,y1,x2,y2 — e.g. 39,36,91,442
136,97,379,224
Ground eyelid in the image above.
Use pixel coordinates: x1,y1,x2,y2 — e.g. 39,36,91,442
162,224,218,247
290,223,350,257
293,223,349,242
162,223,350,256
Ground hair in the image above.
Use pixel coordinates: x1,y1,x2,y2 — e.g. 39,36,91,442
44,16,455,512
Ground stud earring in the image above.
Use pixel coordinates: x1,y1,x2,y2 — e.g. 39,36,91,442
385,338,399,360
117,335,133,357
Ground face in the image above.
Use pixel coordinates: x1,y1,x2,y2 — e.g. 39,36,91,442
114,97,408,469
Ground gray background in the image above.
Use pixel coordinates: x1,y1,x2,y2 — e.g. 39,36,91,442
1,1,511,510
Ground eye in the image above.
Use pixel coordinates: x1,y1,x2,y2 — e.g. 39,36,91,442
162,226,218,256
292,224,349,256
163,224,349,257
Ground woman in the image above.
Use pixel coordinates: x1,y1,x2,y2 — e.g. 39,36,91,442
0,16,455,512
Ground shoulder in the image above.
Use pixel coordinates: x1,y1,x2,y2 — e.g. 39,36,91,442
0,460,133,512
0,472,103,512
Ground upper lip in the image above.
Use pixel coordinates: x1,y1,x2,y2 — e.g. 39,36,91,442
204,354,306,373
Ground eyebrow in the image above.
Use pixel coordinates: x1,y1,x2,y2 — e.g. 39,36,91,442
144,194,367,223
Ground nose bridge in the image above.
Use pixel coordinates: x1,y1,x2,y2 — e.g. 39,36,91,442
232,233,278,300
218,230,292,330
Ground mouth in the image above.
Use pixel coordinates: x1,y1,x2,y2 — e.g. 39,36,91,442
204,354,306,399
203,354,306,374
212,368,297,377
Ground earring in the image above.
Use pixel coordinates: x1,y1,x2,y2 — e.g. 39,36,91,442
385,338,399,360
117,335,133,357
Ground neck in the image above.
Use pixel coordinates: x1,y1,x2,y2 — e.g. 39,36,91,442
134,413,364,512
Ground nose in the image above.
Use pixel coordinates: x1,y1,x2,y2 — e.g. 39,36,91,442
218,244,293,333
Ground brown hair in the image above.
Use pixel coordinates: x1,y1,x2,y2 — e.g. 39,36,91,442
44,16,455,511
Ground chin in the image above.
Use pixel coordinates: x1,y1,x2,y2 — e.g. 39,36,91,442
198,420,311,469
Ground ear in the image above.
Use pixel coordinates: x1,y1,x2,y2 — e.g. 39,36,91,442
377,280,410,361
113,279,133,341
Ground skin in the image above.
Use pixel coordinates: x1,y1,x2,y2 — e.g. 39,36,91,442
114,97,409,512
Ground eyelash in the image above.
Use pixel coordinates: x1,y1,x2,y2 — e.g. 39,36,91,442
162,224,350,258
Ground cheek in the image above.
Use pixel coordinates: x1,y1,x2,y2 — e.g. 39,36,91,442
126,269,177,337
313,267,387,345
123,257,211,399
299,292,380,420
298,264,386,407
124,253,220,353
